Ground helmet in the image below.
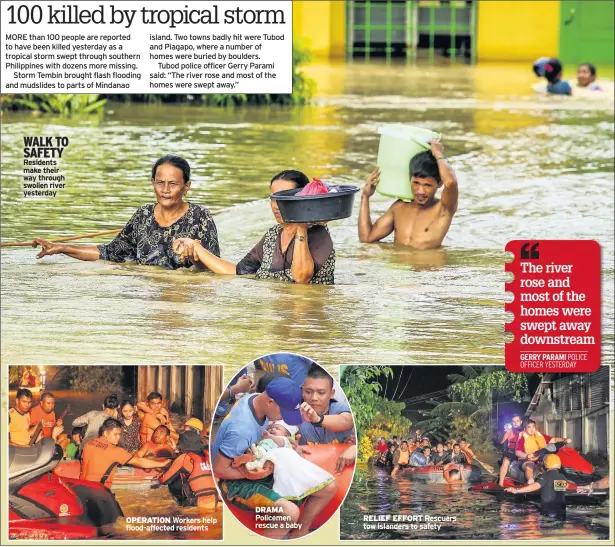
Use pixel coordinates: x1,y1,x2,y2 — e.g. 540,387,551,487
183,417,204,433
544,454,561,469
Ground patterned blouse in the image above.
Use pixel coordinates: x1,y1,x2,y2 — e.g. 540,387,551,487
98,203,220,269
119,417,141,452
236,224,335,285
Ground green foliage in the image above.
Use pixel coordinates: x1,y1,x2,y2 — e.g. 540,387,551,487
1,94,106,115
341,366,412,462
450,369,529,405
68,366,123,394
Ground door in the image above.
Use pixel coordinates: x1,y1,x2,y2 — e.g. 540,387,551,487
560,0,614,64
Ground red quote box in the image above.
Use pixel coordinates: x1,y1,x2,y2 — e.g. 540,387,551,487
505,240,601,373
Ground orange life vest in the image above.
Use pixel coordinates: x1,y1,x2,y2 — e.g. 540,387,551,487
397,449,409,465
519,431,548,455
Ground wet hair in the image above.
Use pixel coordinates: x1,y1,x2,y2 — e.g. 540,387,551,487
100,418,122,435
410,151,441,182
147,391,163,402
400,441,408,447
71,426,83,438
453,444,461,449
16,388,33,400
305,364,334,388
121,399,135,410
526,419,536,426
544,59,563,83
270,170,310,189
153,425,170,436
423,447,431,454
449,469,460,480
40,391,55,401
579,62,596,77
152,154,191,184
103,394,120,410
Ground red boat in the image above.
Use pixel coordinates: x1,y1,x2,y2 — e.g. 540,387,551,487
54,459,160,487
224,443,355,536
9,438,123,540
402,464,481,483
469,444,608,505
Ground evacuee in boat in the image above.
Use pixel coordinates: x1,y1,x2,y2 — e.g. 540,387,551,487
80,418,171,488
431,443,447,465
72,394,120,454
119,400,141,453
409,444,430,467
505,454,568,518
137,391,179,443
498,414,524,487
443,444,468,467
29,391,63,440
514,420,571,484
34,155,220,269
135,425,176,458
9,388,34,447
173,170,336,285
65,427,83,459
391,441,411,476
359,140,458,249
298,365,356,475
376,437,388,454
158,418,218,510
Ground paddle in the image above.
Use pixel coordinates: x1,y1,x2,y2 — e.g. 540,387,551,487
0,207,231,248
471,455,496,474
28,404,71,447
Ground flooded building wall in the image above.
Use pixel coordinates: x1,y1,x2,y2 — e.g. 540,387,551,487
530,367,610,459
137,366,223,423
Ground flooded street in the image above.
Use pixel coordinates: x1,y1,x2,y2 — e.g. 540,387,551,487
1,62,613,367
8,388,222,540
340,465,609,541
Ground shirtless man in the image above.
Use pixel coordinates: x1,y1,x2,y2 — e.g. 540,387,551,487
358,140,458,248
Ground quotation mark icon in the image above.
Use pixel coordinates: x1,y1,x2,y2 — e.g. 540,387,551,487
521,242,540,260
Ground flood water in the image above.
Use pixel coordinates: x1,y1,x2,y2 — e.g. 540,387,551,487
340,465,609,541
1,62,613,367
7,389,223,540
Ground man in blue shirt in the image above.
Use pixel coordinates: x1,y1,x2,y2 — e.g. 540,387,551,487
253,353,313,387
212,372,335,539
298,365,356,474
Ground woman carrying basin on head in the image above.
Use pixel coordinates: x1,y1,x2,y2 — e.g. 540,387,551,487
34,155,220,269
173,170,335,284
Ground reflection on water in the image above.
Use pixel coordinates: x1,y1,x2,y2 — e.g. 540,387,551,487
1,62,613,365
340,466,609,541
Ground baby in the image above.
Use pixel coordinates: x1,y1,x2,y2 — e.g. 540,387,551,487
245,422,294,470
233,420,336,502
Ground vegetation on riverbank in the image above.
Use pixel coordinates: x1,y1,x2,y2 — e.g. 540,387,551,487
342,366,412,463
1,41,314,114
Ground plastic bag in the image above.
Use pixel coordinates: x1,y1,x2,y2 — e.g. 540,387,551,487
297,177,329,196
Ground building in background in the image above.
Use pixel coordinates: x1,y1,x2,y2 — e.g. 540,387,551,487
529,367,610,461
293,0,614,64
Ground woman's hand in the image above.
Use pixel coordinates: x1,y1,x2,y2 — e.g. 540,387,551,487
172,238,198,262
33,238,64,259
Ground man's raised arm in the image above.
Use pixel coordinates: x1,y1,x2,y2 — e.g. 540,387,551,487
431,140,458,215
358,166,396,243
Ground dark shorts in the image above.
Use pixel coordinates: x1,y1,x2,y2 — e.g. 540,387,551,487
502,449,517,461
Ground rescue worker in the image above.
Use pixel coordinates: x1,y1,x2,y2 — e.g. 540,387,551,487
137,392,179,443
157,420,217,510
498,413,524,486
29,392,62,439
515,420,571,484
391,440,411,476
80,418,171,488
9,389,33,446
505,454,568,518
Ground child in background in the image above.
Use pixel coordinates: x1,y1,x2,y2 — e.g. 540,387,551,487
533,58,572,95
65,427,83,459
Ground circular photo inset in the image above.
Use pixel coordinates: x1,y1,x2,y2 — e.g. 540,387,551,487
210,353,356,539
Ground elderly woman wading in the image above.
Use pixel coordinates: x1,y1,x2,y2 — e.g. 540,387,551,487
173,170,335,284
34,155,220,269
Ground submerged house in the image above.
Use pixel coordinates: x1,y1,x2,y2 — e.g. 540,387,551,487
528,368,611,460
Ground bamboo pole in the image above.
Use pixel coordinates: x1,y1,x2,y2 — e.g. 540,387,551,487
0,207,229,248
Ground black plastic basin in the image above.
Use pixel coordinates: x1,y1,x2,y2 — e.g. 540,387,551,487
270,185,360,223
